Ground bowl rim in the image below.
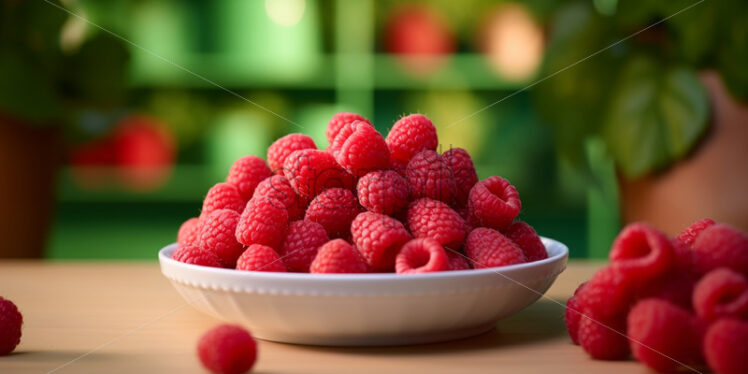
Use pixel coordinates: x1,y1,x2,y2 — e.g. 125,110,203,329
159,236,568,282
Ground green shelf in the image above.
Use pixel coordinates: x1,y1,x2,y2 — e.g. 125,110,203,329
57,165,213,203
129,54,534,90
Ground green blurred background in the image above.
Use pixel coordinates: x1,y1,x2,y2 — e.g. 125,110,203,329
1,0,746,260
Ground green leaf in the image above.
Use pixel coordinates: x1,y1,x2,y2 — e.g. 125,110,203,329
716,0,748,100
533,1,619,165
603,56,709,178
0,53,61,122
64,32,130,106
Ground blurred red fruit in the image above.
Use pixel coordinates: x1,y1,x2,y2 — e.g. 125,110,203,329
112,115,176,191
384,5,455,74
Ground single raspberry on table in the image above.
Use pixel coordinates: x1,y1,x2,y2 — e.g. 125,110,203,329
691,223,748,274
279,220,329,272
283,149,353,199
464,227,526,269
442,147,478,207
627,299,705,372
235,197,288,250
351,212,412,271
395,238,448,274
199,209,245,267
445,250,471,271
226,155,273,201
310,239,369,274
236,244,286,272
565,282,587,345
575,266,633,318
406,198,468,249
467,176,521,231
172,245,225,268
385,114,438,166
326,112,370,145
693,268,748,322
503,221,548,262
357,170,411,216
197,324,257,374
577,309,630,360
704,318,748,374
674,218,715,248
202,183,245,217
177,217,201,248
0,296,23,356
252,175,306,221
406,150,457,205
267,133,317,174
304,188,361,239
334,121,391,176
608,223,674,285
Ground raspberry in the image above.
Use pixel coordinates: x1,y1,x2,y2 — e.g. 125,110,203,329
197,324,257,374
310,239,369,274
395,238,448,274
693,268,748,322
334,121,391,176
199,209,244,267
406,198,468,249
609,223,674,285
503,221,548,262
326,112,370,145
327,121,358,158
252,175,306,221
171,245,224,268
283,149,353,199
692,223,748,274
406,150,457,205
236,244,287,272
704,318,748,374
202,183,245,217
235,197,288,250
445,250,471,271
577,310,630,360
674,218,715,248
576,266,633,318
467,176,521,231
464,227,526,269
385,114,438,165
627,299,705,372
267,133,317,174
351,212,412,271
635,269,697,309
357,170,411,216
279,220,329,272
177,217,201,248
304,188,361,238
225,155,273,201
443,147,478,207
0,296,22,356
565,283,587,345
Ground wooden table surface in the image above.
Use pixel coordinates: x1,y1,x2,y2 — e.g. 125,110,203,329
0,260,644,374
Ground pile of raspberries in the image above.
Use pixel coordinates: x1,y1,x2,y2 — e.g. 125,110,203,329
172,112,547,274
566,219,748,374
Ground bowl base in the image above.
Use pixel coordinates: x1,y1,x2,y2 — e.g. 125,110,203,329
251,323,498,347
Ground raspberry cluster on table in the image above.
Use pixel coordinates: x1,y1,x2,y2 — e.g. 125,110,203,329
566,219,748,374
171,112,548,274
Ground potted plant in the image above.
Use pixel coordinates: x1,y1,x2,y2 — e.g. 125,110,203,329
534,0,748,247
0,1,128,257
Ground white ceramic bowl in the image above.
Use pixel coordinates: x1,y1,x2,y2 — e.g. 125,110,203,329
159,237,568,346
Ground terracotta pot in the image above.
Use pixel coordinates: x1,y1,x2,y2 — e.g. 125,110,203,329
620,71,748,236
0,115,61,258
